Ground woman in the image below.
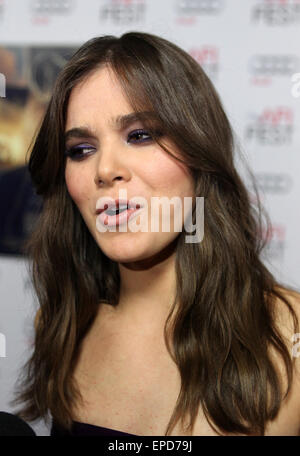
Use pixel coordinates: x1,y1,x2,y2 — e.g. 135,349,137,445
11,32,300,436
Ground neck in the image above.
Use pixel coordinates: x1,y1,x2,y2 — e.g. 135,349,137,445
116,240,178,330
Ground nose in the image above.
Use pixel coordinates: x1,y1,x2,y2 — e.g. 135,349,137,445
94,141,131,187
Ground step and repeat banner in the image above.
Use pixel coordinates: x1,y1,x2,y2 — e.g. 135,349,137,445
0,0,299,435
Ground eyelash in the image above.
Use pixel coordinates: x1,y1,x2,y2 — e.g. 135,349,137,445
64,129,159,161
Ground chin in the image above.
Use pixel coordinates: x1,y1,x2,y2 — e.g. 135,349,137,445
98,238,152,262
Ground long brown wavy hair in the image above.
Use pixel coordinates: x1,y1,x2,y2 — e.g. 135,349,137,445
11,31,299,436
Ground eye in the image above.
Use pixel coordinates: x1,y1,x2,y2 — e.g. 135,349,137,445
64,144,95,161
127,129,154,144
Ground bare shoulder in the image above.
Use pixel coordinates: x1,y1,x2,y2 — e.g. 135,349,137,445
271,285,300,372
264,286,300,435
271,286,300,359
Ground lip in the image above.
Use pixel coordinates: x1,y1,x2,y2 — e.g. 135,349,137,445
96,206,143,227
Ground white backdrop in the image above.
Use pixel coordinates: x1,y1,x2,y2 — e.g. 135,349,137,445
0,0,299,435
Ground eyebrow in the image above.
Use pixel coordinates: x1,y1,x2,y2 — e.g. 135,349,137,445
64,111,157,143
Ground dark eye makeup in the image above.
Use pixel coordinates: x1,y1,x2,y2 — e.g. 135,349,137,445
64,129,162,161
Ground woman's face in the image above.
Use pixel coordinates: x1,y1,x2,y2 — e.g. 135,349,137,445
64,65,195,264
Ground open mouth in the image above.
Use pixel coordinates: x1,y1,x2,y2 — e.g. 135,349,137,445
97,203,143,228
104,204,137,216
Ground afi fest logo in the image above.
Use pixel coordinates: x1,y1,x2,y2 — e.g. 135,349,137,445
249,54,299,86
31,0,75,14
99,0,146,24
255,172,293,194
175,0,224,24
190,46,219,81
260,223,286,262
95,189,204,244
30,0,75,24
245,107,293,146
252,0,300,25
176,0,224,15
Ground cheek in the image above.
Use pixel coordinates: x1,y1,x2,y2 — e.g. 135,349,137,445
144,155,193,196
65,165,91,208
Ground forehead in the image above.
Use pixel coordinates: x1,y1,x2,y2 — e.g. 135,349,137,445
70,65,124,99
65,66,133,126
65,66,161,137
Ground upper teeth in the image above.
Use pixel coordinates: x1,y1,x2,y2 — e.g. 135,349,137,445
106,204,128,213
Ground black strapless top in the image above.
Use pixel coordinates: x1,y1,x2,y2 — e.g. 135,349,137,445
51,420,137,436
